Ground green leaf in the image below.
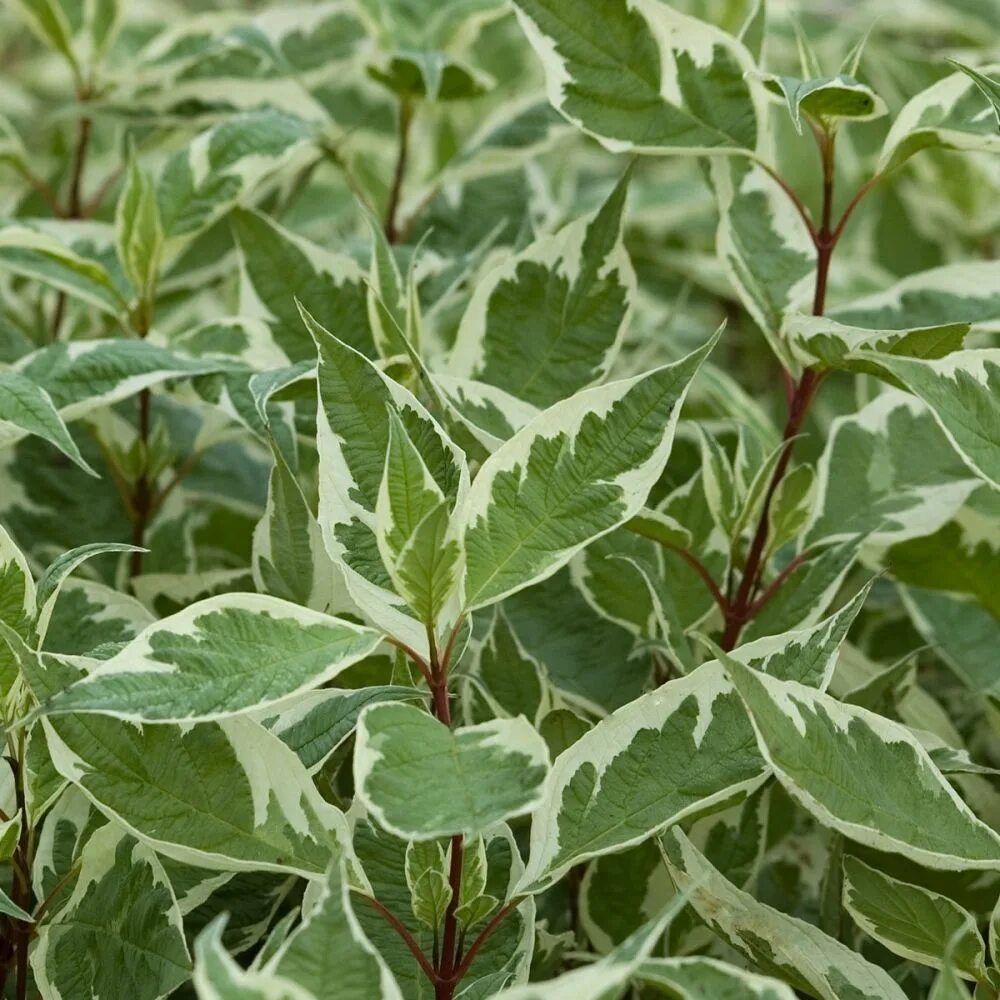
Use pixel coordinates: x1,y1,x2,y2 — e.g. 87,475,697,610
807,391,977,549
854,349,1000,490
636,957,798,999
494,897,687,1000
512,0,761,154
31,823,192,1000
449,169,636,408
12,340,225,427
368,50,493,101
260,862,403,999
405,840,451,929
460,333,717,611
900,587,1000,699
0,371,96,475
783,313,968,373
660,828,909,1000
264,685,417,774
355,702,550,839
722,656,1000,870
34,541,143,642
40,593,382,722
157,111,313,250
309,309,468,653
376,411,460,627
0,886,33,924
760,73,886,134
879,62,1000,171
6,620,355,882
833,261,1000,332
231,208,374,362
517,659,765,894
10,0,80,74
0,224,127,314
193,917,304,999
709,158,815,367
842,856,987,980
116,147,163,302
518,600,859,894
253,440,340,612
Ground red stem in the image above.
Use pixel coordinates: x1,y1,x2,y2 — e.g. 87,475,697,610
664,544,728,613
446,898,521,986
384,98,413,244
358,895,438,982
721,128,844,651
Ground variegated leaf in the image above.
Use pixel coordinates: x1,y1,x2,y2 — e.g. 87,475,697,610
879,62,1000,171
30,823,192,1000
636,957,798,999
854,349,1000,490
449,170,635,408
722,656,1000,870
310,311,468,653
355,702,550,839
459,334,718,611
38,594,382,723
660,828,909,1000
842,856,987,980
512,0,762,155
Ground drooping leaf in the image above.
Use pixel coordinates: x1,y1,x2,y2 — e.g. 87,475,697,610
722,656,1000,870
842,856,987,980
660,828,909,1000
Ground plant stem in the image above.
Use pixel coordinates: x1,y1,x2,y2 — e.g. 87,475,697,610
129,387,152,580
663,544,728,613
436,835,464,998
67,112,92,218
358,894,438,981
7,749,30,1000
447,899,520,985
49,93,93,341
384,98,414,244
721,128,840,651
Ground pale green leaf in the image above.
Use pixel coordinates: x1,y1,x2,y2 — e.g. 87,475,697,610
512,0,762,155
660,828,909,1000
355,702,550,840
40,593,382,723
842,856,986,980
460,333,718,611
722,656,1000,869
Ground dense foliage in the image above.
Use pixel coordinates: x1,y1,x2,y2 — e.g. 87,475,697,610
0,0,998,997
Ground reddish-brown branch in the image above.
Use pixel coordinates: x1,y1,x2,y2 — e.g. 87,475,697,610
757,160,818,243
663,544,728,613
436,835,465,996
358,895,438,982
830,173,882,247
387,637,434,687
384,99,413,244
746,548,814,620
446,898,521,986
